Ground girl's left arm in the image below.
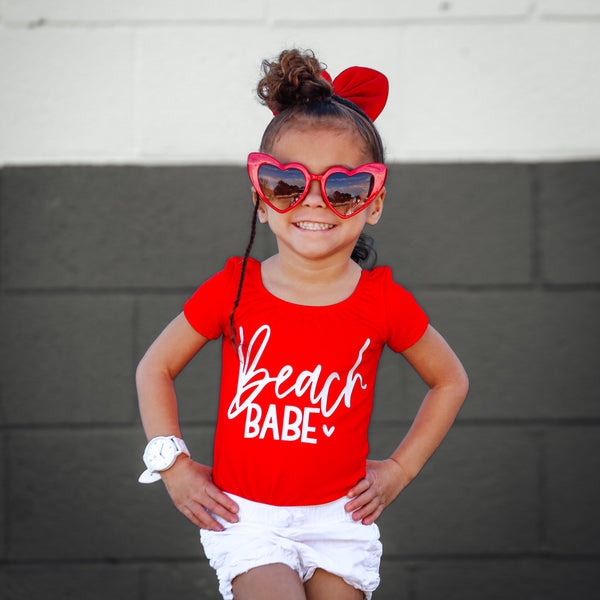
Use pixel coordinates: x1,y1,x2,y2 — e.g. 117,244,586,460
345,325,469,524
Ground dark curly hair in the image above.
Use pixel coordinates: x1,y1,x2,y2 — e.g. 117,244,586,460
230,49,385,345
257,49,384,164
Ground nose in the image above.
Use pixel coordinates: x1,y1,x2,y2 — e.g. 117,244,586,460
302,181,326,208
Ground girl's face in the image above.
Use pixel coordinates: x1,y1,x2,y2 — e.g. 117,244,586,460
256,124,385,265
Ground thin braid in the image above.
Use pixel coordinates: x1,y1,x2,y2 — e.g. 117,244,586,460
229,200,259,348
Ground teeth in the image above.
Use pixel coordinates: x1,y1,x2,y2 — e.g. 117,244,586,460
295,221,335,231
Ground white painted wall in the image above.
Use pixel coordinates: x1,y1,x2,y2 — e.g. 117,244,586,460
1,0,599,165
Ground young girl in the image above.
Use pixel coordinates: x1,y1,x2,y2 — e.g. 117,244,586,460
137,49,468,600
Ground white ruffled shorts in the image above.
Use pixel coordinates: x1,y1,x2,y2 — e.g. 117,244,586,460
200,492,382,600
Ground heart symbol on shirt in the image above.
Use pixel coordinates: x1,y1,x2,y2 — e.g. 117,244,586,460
323,425,335,437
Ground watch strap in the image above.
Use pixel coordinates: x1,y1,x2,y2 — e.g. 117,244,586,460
138,436,190,484
170,436,190,457
138,469,162,484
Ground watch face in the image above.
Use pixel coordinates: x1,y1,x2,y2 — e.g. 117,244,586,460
143,437,177,471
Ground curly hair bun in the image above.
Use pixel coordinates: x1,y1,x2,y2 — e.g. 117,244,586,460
257,49,334,114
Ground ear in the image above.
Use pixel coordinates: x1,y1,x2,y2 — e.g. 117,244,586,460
252,189,269,223
365,188,385,225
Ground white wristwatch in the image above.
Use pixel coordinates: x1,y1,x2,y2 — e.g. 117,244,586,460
138,435,190,484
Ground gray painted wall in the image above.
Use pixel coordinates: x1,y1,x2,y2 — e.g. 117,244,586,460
1,162,599,598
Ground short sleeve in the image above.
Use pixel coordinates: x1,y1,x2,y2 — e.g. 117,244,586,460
383,270,429,352
183,258,241,339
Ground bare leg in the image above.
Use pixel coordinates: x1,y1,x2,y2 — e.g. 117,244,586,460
305,568,364,600
232,563,306,600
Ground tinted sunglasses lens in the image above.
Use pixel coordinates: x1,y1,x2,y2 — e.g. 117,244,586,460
258,164,306,210
325,172,375,215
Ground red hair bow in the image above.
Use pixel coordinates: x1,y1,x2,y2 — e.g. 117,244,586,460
321,66,389,121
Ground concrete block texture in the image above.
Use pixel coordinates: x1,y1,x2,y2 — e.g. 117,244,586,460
393,21,600,161
377,560,413,600
539,161,600,284
0,166,256,289
0,0,534,24
415,290,600,419
7,427,215,560
133,20,600,163
1,158,598,599
369,425,540,555
2,6,600,164
377,163,532,285
270,0,534,22
413,559,600,599
0,27,135,163
1,564,140,600
0,163,535,289
136,25,271,163
144,562,222,600
540,0,600,17
0,294,136,424
0,0,265,23
0,435,5,559
546,427,600,554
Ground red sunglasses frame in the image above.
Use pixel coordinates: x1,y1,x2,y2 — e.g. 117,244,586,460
247,152,387,219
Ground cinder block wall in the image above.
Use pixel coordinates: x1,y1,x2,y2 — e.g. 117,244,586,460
2,0,600,164
1,162,599,599
1,2,600,599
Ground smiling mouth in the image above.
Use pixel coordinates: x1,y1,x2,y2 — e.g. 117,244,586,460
294,221,335,231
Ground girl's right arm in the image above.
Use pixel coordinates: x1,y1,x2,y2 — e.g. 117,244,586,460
136,312,239,531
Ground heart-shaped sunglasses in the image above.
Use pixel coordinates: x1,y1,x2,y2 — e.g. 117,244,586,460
247,152,387,219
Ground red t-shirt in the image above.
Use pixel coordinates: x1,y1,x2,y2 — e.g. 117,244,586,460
184,257,428,506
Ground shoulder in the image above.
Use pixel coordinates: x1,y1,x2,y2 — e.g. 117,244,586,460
365,264,392,282
363,266,428,351
223,255,253,272
362,264,405,295
219,256,260,280
187,256,257,300
364,264,427,318
365,265,416,295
